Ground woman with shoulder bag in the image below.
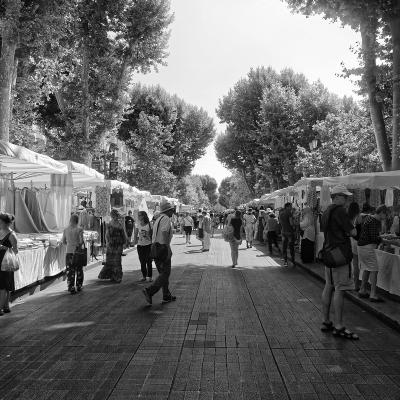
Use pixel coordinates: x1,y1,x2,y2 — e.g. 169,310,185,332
62,214,85,294
0,213,18,315
136,211,153,282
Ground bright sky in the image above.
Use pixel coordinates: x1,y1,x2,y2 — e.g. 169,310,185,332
136,0,360,185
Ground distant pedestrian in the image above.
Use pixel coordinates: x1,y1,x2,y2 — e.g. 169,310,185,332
125,210,135,247
229,210,243,268
299,207,315,263
202,211,211,252
0,213,18,315
264,213,281,255
279,203,295,267
142,201,176,305
183,213,194,245
257,207,266,244
136,211,153,282
358,205,393,302
62,214,84,294
243,208,256,248
320,185,359,340
98,209,128,283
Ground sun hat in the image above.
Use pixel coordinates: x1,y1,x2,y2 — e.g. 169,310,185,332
160,200,175,213
331,184,352,196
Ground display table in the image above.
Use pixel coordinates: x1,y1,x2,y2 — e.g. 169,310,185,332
374,250,400,296
13,231,98,291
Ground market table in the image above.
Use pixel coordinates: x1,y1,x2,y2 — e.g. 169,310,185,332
374,249,400,296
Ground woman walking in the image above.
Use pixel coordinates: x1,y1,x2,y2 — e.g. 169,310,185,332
0,213,18,315
299,207,315,263
136,211,153,282
98,209,128,283
62,214,85,294
229,210,243,268
183,213,194,245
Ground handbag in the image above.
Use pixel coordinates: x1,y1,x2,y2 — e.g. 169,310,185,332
73,243,88,267
1,248,20,272
318,206,352,268
150,216,169,261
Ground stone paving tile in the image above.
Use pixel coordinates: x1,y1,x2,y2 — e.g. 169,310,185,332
1,233,400,399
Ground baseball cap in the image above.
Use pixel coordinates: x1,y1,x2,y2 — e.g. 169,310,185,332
331,184,352,196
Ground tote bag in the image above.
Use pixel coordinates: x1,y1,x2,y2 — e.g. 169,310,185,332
1,248,20,272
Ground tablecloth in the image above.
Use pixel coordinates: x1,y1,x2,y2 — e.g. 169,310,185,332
374,250,400,296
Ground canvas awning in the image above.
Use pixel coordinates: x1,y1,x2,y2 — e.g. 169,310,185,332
323,171,400,189
0,140,68,180
60,160,104,187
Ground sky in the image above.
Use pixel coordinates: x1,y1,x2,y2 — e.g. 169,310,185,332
136,0,361,185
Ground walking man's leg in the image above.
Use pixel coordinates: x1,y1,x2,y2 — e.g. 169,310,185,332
282,235,288,265
76,265,84,290
289,235,295,266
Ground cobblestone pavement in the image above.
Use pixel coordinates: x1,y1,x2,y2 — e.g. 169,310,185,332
1,232,400,400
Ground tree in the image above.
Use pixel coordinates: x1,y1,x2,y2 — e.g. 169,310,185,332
218,177,232,208
217,174,252,208
284,0,400,170
197,175,218,205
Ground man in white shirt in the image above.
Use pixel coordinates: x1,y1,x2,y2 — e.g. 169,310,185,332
143,201,176,305
202,210,211,252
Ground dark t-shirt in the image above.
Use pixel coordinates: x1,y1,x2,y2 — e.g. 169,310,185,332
230,217,243,240
125,216,135,233
321,205,353,249
280,209,294,234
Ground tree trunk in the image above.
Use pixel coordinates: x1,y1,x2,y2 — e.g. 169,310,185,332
360,19,391,171
80,21,90,164
390,1,400,170
0,0,21,142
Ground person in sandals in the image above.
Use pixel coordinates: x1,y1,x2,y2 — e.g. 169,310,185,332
320,185,359,340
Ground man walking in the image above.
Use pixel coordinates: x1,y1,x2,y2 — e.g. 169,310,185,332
320,185,359,340
279,202,295,267
202,210,211,252
142,200,176,305
125,210,135,247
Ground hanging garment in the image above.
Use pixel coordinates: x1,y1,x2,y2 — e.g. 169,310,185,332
37,190,58,231
51,174,73,230
14,190,40,233
95,186,110,217
369,189,381,208
23,189,52,232
0,178,8,212
5,189,15,215
320,186,331,211
385,188,394,207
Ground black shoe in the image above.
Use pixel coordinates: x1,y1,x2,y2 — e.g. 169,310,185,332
139,277,147,282
162,295,176,303
3,307,10,313
142,289,152,305
69,287,76,295
76,286,82,292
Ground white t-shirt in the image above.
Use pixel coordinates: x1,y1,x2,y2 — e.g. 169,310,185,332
152,214,173,245
137,223,152,246
183,216,194,227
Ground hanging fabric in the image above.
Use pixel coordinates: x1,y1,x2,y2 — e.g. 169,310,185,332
37,190,59,231
320,186,331,211
51,173,73,230
23,189,52,232
95,186,110,216
385,188,394,207
369,189,381,207
14,190,40,233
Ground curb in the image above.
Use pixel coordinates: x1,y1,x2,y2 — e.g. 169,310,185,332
294,258,400,333
11,247,136,304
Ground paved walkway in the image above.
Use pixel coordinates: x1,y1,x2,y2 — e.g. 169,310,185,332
1,232,400,400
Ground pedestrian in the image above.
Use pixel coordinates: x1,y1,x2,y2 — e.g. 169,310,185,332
348,202,361,291
202,211,211,252
358,205,393,302
98,209,128,283
264,213,281,255
243,208,256,248
142,201,176,305
125,210,135,247
279,202,295,267
299,207,315,263
0,213,18,315
320,185,359,340
197,213,204,243
178,214,185,237
62,214,85,294
229,210,243,268
183,212,194,245
257,207,266,244
136,211,153,282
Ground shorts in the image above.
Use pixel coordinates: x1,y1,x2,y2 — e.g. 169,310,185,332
324,264,354,291
357,244,379,272
184,226,192,235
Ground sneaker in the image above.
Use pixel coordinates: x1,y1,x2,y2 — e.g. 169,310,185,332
76,286,82,292
140,277,147,282
142,289,152,305
69,287,76,295
162,295,176,303
147,277,153,282
283,261,288,267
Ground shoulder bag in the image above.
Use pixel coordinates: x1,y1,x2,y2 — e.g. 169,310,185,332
0,232,19,272
73,243,88,267
318,206,352,268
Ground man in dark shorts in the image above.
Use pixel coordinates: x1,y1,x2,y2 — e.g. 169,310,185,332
320,185,359,340
279,202,295,267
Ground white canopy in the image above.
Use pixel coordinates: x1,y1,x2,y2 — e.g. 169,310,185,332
60,161,104,187
0,140,68,180
323,171,400,189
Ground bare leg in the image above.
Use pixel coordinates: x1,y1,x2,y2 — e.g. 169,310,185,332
0,289,6,310
332,290,345,328
352,254,360,291
321,284,334,323
359,270,370,295
369,271,379,299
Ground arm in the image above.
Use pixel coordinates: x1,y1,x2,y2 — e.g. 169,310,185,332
79,228,84,245
10,233,18,255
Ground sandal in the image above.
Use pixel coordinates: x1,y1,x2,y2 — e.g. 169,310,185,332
320,321,333,332
332,327,359,340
